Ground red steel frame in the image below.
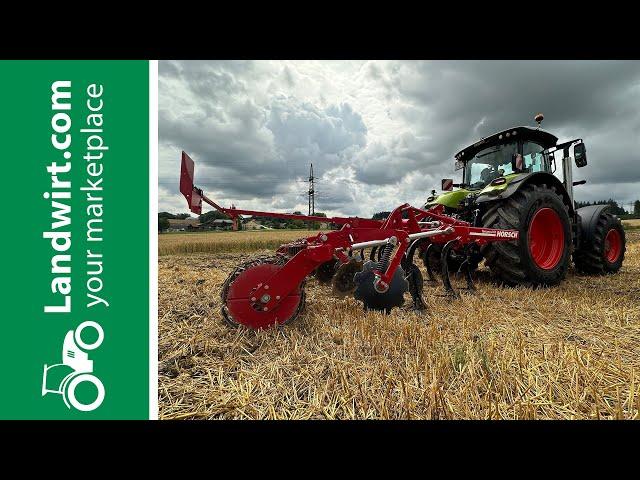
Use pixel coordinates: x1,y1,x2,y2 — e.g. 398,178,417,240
180,151,520,312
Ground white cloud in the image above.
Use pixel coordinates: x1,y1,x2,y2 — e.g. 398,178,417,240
159,60,640,217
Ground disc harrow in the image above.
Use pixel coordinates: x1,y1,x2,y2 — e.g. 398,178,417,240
180,151,521,329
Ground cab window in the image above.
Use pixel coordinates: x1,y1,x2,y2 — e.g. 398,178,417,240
522,141,546,173
464,142,517,189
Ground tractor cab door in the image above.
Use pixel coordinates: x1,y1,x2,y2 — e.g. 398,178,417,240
522,141,548,174
539,140,587,206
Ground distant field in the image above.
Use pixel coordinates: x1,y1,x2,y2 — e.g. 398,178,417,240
623,219,640,229
159,230,321,255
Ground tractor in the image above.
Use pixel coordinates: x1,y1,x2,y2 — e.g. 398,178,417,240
179,114,626,329
420,113,626,287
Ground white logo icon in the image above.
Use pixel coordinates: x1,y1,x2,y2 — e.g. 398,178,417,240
42,321,105,412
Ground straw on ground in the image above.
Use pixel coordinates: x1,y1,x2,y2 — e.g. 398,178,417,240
158,231,640,419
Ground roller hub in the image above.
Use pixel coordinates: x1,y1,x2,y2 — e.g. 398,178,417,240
222,258,305,329
528,207,565,270
604,228,622,263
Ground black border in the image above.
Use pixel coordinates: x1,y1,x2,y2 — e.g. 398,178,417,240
4,10,640,59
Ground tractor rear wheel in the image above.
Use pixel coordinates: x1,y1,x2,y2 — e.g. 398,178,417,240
574,212,626,274
481,183,572,286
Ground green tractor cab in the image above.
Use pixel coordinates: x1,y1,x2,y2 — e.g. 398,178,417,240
423,114,625,286
425,125,560,208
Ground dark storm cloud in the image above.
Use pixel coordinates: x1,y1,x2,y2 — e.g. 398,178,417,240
159,61,640,216
159,65,367,202
364,60,640,196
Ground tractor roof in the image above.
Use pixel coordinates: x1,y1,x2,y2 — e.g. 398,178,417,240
454,126,558,162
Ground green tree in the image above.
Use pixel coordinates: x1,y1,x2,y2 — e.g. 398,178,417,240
634,200,640,216
309,211,327,229
199,210,231,223
159,217,170,232
372,211,391,220
574,199,626,216
603,199,627,215
291,219,305,229
159,212,192,220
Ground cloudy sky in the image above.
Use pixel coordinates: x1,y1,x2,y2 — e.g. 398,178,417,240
159,60,640,217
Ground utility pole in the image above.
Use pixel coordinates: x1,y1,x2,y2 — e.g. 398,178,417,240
230,203,238,231
308,163,315,216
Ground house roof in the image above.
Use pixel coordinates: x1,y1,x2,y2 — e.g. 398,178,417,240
167,218,199,227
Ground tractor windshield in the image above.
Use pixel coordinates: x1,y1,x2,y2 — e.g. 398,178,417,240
464,141,518,190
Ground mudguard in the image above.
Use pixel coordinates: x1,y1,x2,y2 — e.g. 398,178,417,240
575,204,611,245
475,172,574,214
423,189,470,210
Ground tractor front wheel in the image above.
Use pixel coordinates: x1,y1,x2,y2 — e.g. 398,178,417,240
574,212,626,274
481,183,572,287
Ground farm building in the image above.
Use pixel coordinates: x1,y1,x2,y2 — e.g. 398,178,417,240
167,218,199,232
210,219,234,230
243,219,264,230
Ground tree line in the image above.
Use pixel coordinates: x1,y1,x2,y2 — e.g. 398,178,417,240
372,199,640,221
159,209,331,232
574,199,640,217
246,211,328,229
161,198,640,232
158,211,193,232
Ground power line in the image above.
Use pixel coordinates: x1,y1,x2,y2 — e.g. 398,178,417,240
308,163,315,216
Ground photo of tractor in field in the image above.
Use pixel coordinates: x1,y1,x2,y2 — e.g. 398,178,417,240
179,114,626,330
159,60,640,421
420,113,626,286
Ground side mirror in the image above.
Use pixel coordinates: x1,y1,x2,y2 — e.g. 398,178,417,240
574,143,587,167
441,179,454,191
547,151,557,173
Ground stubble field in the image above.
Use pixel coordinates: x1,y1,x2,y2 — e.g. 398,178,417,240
158,230,640,419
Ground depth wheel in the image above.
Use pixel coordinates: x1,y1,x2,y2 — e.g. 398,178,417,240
221,256,306,329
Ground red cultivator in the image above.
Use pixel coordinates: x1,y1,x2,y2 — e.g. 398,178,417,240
180,152,520,329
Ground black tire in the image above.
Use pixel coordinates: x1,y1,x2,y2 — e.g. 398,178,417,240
574,212,625,274
481,183,572,287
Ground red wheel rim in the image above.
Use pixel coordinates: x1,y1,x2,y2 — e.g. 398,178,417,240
604,228,622,263
225,263,302,329
527,207,565,270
